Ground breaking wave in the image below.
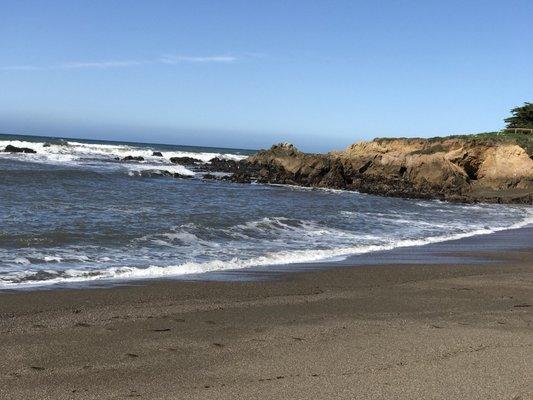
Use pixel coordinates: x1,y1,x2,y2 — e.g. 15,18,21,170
1,134,531,289
1,210,531,288
0,137,246,178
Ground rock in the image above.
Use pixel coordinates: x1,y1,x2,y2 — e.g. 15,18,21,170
137,169,193,179
43,139,69,147
152,151,163,157
228,138,533,204
169,156,202,165
4,145,37,153
204,157,246,173
122,155,144,162
201,173,230,181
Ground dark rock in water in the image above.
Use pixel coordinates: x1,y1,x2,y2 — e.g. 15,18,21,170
203,157,246,173
43,139,69,147
152,151,163,157
170,156,202,165
137,169,193,179
122,155,144,162
201,173,231,181
4,144,37,153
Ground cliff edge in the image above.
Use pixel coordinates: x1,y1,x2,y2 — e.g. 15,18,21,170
231,135,533,204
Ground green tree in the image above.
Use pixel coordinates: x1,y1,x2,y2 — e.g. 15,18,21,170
504,102,533,128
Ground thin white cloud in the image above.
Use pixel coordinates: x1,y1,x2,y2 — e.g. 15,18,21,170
0,54,239,71
59,60,147,69
0,65,44,71
160,55,237,64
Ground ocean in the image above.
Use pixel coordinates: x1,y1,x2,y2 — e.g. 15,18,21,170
0,133,531,289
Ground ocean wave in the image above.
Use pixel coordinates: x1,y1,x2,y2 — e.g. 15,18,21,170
124,163,195,177
2,209,531,289
0,139,246,176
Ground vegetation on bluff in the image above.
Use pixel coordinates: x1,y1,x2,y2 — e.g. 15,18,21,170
504,102,533,129
375,103,533,157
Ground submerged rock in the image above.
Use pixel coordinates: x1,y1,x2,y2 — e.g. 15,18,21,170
170,156,203,165
122,155,144,162
4,145,37,153
43,139,69,147
201,173,231,181
136,169,193,179
202,173,219,180
152,151,163,157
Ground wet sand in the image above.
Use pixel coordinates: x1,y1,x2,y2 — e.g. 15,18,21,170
0,229,532,399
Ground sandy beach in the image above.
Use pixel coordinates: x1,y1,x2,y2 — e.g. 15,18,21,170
0,228,532,400
3,2,532,398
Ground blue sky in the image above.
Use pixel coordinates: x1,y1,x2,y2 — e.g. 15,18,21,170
1,0,532,151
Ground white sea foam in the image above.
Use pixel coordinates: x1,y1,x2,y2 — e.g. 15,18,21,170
43,256,62,262
2,209,531,289
2,137,531,289
0,139,246,174
124,163,195,177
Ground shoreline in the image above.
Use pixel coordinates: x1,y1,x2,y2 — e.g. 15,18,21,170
2,219,532,291
1,227,531,399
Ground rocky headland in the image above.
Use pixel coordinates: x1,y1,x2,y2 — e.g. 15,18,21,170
222,134,533,204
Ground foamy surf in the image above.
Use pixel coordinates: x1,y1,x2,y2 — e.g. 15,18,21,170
0,137,246,178
1,134,531,290
1,208,531,289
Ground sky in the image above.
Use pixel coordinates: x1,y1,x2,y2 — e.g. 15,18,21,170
1,0,532,151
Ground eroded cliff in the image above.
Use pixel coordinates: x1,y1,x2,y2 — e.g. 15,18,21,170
231,136,533,204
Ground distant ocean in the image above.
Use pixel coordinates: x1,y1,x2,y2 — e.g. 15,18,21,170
0,133,531,289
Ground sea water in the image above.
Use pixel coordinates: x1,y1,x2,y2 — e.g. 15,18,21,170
0,133,531,288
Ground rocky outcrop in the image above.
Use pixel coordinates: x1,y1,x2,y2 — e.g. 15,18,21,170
152,151,163,157
170,156,202,165
231,144,350,188
229,139,533,204
203,157,247,173
4,145,37,153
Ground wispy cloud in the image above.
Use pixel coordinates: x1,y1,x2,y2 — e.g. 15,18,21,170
0,54,239,71
1,65,44,71
60,60,147,69
159,55,237,64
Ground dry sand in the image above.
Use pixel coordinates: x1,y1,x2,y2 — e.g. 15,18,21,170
0,238,531,399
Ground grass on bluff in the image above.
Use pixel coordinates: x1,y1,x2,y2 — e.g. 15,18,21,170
448,131,532,157
376,131,533,157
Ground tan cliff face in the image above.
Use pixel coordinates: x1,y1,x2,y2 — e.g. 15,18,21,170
235,138,533,204
339,138,533,193
474,145,532,187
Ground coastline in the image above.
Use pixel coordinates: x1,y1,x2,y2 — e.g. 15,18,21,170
1,227,531,399
3,218,531,290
